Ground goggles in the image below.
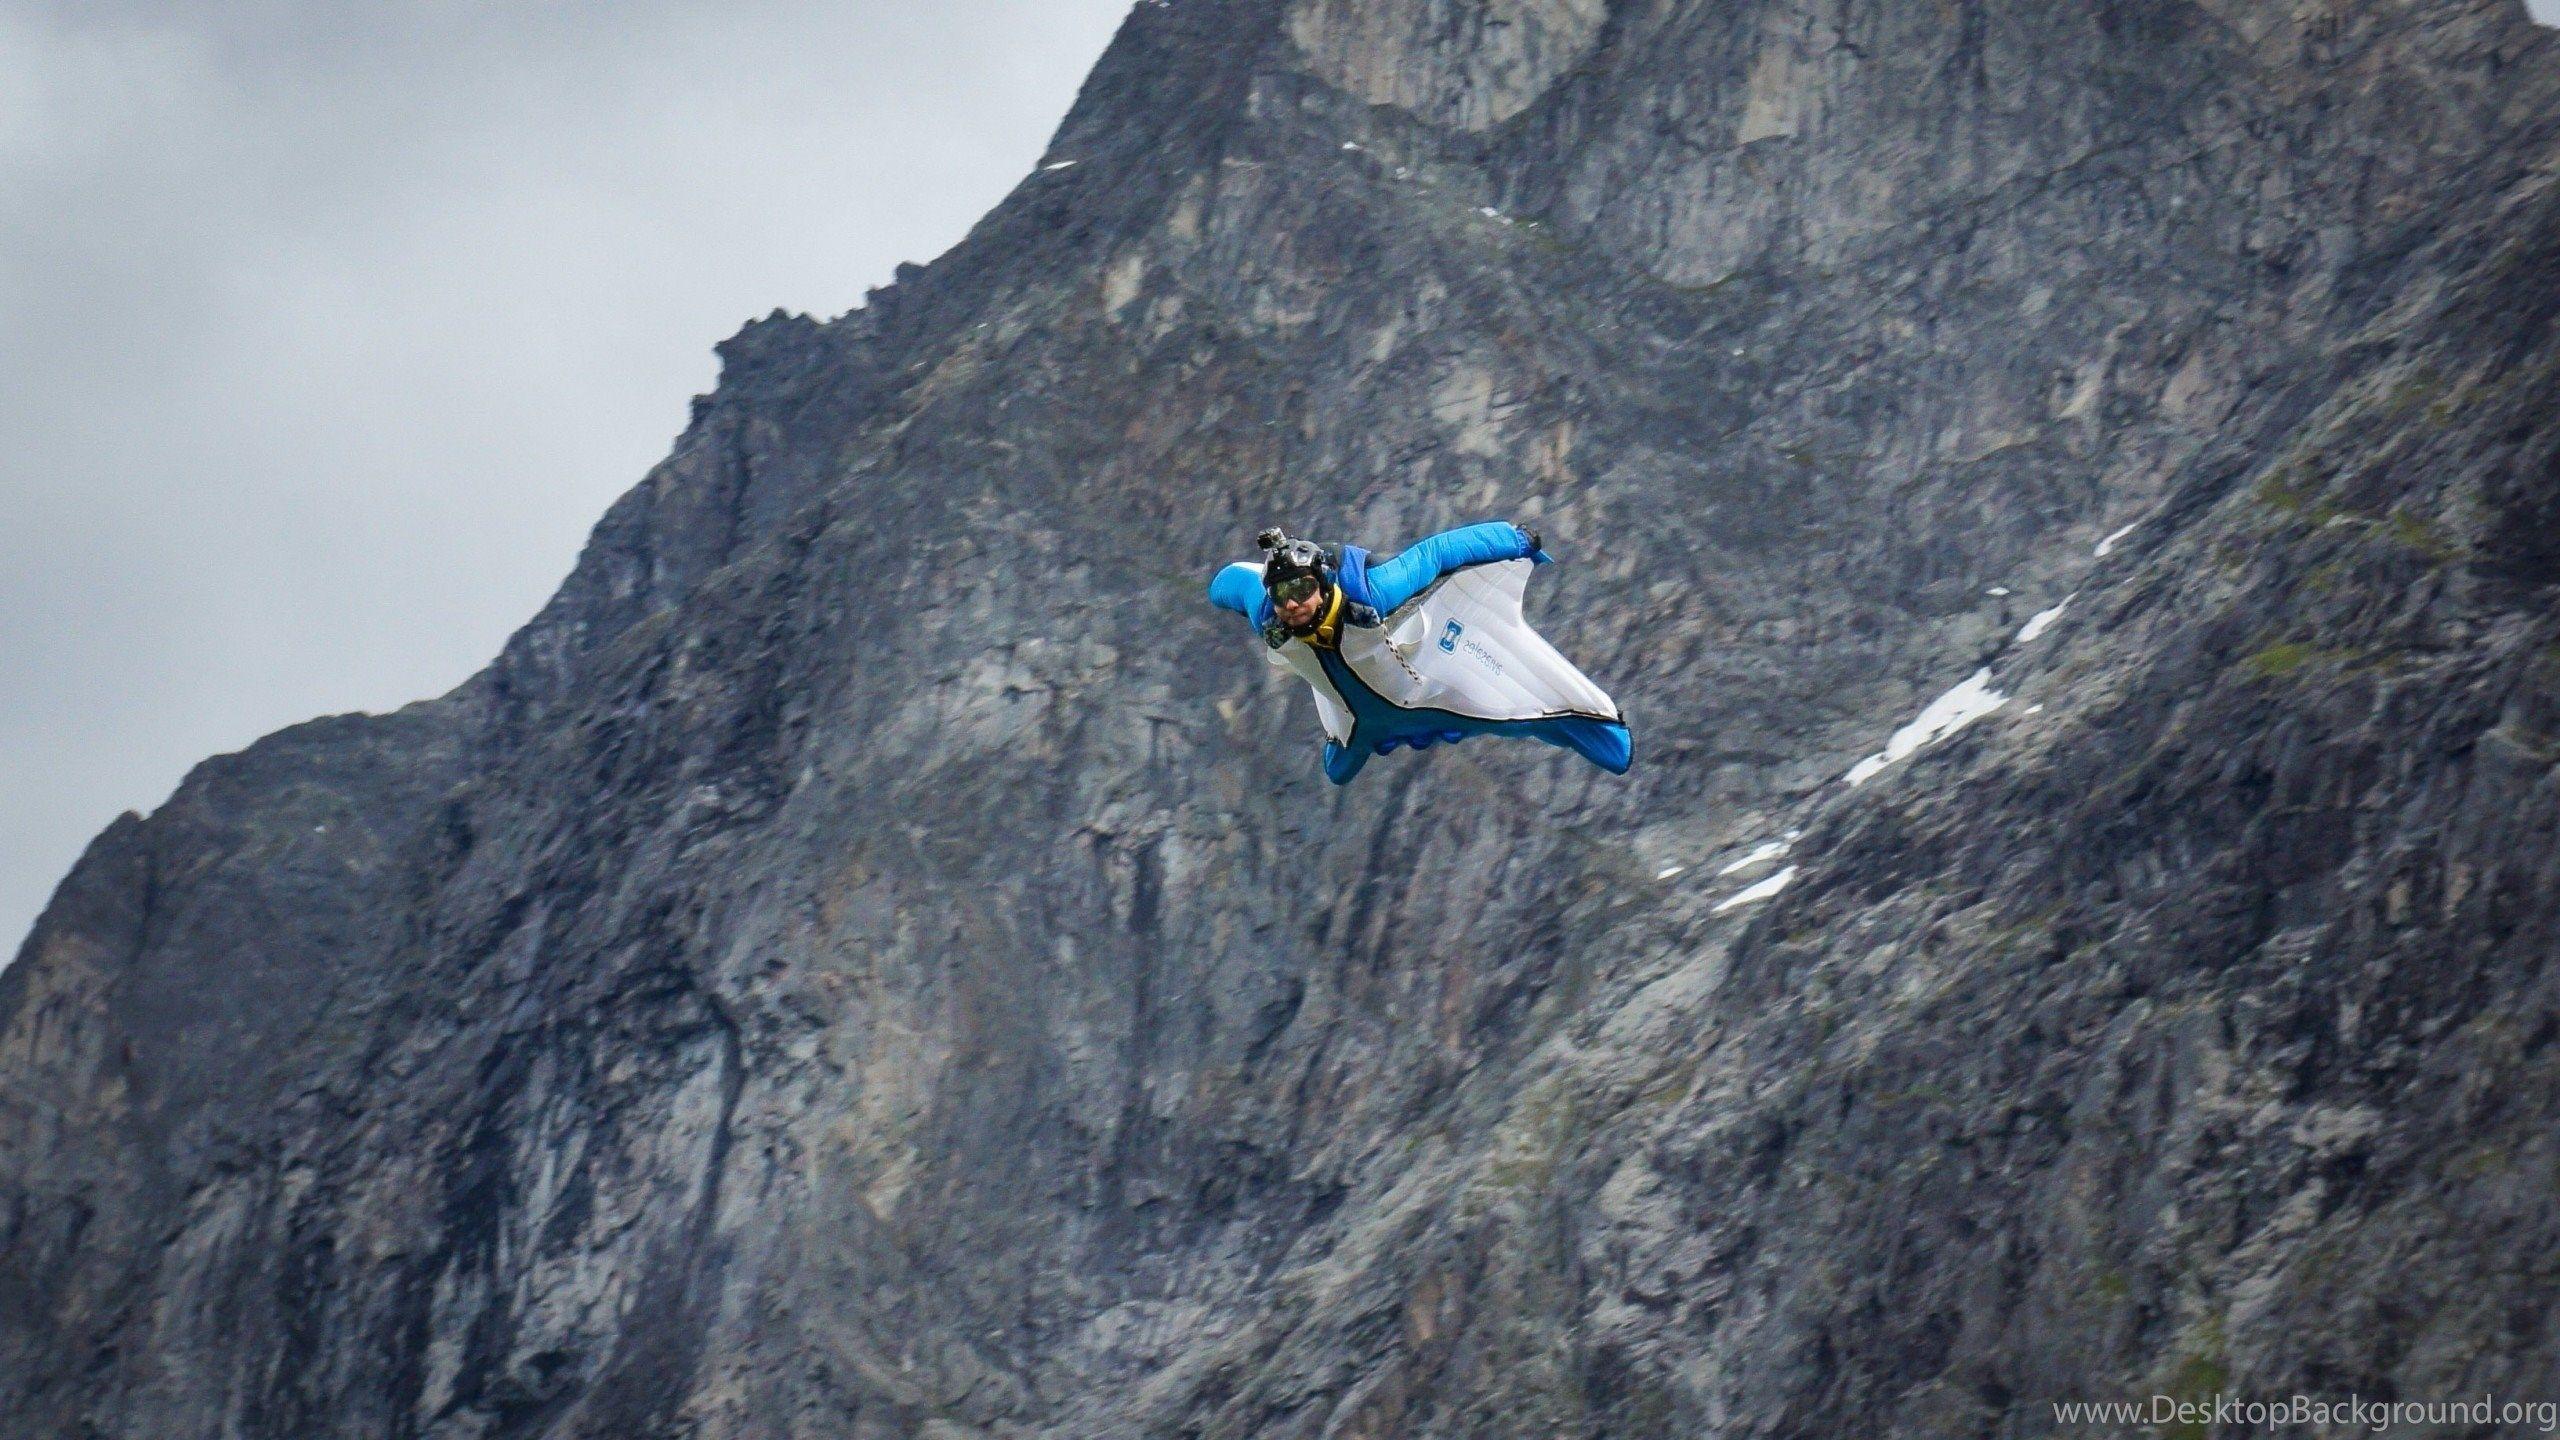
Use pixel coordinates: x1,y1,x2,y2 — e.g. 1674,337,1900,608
1269,573,1324,607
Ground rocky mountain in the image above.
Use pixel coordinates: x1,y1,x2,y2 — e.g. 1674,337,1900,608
8,0,2560,1434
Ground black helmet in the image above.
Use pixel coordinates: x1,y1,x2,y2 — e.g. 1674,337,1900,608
1258,528,1332,609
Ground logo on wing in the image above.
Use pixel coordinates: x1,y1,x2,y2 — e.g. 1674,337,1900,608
1438,620,1464,653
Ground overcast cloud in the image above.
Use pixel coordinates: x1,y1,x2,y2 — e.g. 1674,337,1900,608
1,0,1133,956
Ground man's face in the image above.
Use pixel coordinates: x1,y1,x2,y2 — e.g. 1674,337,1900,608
1273,576,1325,629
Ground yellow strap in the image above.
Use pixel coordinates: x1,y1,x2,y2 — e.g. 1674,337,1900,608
1311,586,1346,648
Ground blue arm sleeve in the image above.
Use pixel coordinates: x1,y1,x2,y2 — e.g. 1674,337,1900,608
1363,521,1548,615
1209,562,1266,621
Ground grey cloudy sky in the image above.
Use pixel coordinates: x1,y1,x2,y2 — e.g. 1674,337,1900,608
1,0,1134,956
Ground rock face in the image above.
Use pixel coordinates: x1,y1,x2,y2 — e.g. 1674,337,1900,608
7,0,2560,1434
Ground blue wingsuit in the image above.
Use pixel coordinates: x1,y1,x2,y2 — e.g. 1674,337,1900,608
1209,521,1634,784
